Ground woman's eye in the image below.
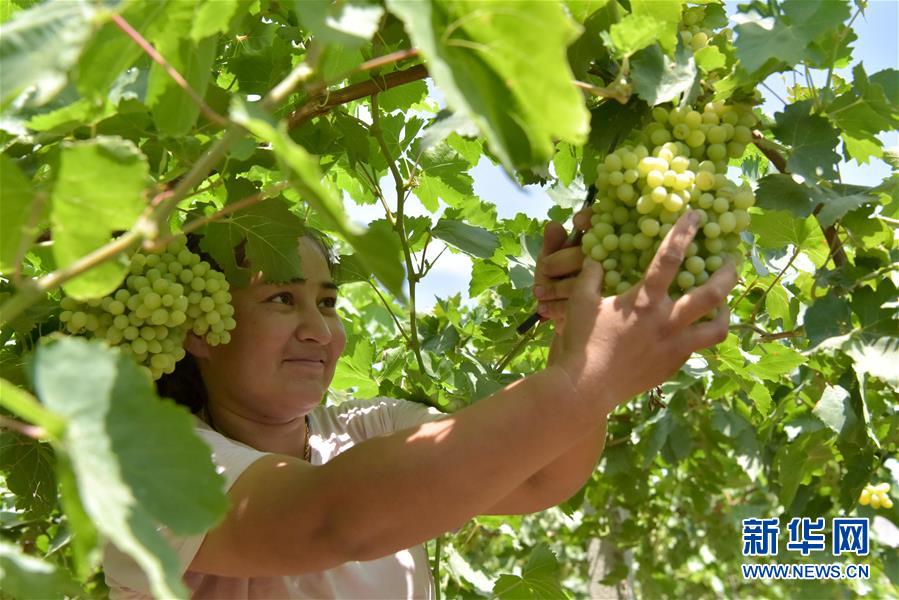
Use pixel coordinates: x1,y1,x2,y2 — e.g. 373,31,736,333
269,292,293,305
320,297,338,309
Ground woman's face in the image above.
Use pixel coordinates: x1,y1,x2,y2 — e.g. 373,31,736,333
194,237,346,419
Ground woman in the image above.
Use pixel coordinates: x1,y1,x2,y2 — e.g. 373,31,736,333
102,209,736,598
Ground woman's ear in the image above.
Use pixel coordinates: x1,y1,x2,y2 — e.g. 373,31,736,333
184,332,212,360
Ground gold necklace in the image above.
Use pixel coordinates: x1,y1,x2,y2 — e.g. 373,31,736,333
203,406,312,463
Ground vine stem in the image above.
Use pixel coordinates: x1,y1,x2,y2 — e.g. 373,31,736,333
0,415,48,440
748,246,801,324
495,325,539,373
111,14,228,127
367,281,411,344
574,80,631,104
370,93,428,376
824,7,862,95
434,534,443,600
288,64,429,129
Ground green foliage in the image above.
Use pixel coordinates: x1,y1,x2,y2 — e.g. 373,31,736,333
0,0,897,598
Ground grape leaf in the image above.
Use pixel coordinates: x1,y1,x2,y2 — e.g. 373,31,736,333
810,184,877,229
202,198,306,284
553,142,578,187
331,338,379,397
842,334,899,388
0,432,57,517
749,209,829,267
803,295,853,347
387,0,589,170
414,142,474,211
493,544,568,599
145,2,217,136
0,0,95,107
76,1,169,100
191,0,247,40
747,343,805,381
734,1,848,75
432,219,499,259
813,385,857,437
631,43,699,107
32,337,229,600
293,0,384,49
607,13,661,58
0,155,35,273
0,540,79,599
50,136,148,299
733,11,806,75
469,260,506,297
754,173,814,217
630,0,681,55
695,45,726,72
772,100,840,180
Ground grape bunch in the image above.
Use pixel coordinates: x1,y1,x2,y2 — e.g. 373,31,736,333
859,482,893,509
59,237,236,380
583,101,757,297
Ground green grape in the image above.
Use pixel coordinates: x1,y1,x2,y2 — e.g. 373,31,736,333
707,143,727,161
635,194,656,214
604,153,623,171
150,308,169,326
677,271,696,290
727,141,746,159
703,222,722,238
69,311,87,331
651,186,668,204
691,32,708,50
106,328,124,345
707,126,727,145
591,244,609,261
705,255,724,272
604,270,622,288
152,278,169,294
733,189,756,209
650,128,671,147
705,237,725,254
696,171,715,191
712,196,730,213
685,256,706,274
718,211,737,233
131,338,148,355
608,170,624,186
602,234,619,251
144,292,162,310
663,193,684,212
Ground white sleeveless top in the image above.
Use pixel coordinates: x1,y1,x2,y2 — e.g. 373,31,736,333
103,397,446,599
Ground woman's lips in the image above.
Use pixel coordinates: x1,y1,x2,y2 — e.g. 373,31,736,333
284,358,325,372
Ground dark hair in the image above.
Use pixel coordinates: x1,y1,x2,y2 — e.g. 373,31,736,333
156,228,336,414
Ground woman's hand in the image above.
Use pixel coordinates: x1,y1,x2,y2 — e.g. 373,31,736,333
533,208,593,336
551,211,738,419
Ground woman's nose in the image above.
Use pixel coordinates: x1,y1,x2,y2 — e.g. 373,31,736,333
293,303,332,344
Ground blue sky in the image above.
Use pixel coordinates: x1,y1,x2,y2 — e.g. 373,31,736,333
350,1,899,311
